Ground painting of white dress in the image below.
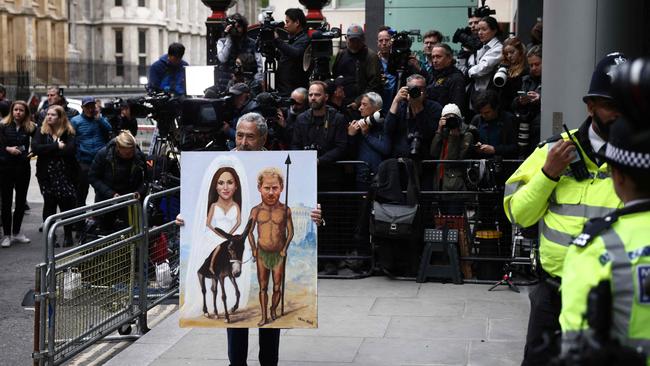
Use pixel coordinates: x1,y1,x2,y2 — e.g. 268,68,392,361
179,151,318,329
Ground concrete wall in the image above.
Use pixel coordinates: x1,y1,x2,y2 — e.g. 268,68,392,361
541,0,647,137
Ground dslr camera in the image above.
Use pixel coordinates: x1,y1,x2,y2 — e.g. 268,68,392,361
493,64,509,87
256,11,285,59
445,116,461,130
408,85,422,99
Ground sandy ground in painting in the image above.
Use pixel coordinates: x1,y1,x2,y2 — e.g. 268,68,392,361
179,288,317,329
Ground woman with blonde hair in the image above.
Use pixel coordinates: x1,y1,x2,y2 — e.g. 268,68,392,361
0,100,36,247
31,105,78,247
498,36,528,112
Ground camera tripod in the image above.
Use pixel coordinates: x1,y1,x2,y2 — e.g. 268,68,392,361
488,227,524,293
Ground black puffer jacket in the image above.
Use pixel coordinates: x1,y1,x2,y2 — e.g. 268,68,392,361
0,121,35,164
89,139,148,201
31,128,78,186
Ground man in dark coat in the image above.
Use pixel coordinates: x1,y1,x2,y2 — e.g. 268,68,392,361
426,44,467,113
273,8,310,95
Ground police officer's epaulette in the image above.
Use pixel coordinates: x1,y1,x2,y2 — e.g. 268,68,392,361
537,133,563,148
572,215,616,247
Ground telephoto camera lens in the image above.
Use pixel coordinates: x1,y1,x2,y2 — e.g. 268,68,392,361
493,66,508,87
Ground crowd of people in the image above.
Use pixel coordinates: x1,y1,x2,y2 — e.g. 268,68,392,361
0,89,147,248
165,9,545,193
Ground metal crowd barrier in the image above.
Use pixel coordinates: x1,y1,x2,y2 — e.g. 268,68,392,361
33,188,180,366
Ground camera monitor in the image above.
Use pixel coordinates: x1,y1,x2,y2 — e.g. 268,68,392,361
185,66,217,97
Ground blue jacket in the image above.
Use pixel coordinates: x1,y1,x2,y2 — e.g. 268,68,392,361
148,54,188,96
71,113,112,164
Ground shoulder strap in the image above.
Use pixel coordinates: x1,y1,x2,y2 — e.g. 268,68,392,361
401,158,421,205
572,201,650,247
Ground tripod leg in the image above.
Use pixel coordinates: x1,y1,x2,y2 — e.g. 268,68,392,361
488,279,506,291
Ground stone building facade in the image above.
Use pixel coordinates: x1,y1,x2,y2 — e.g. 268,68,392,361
0,0,68,74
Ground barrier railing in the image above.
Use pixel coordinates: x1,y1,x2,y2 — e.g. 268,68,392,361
32,191,178,366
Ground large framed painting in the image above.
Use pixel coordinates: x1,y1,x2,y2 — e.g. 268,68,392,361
179,151,318,329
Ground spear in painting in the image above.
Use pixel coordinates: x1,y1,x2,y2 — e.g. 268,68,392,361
281,154,291,316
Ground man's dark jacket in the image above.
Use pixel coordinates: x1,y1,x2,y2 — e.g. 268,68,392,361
471,110,517,159
274,30,310,95
89,140,147,201
426,65,467,112
332,46,383,103
291,106,348,163
385,99,442,159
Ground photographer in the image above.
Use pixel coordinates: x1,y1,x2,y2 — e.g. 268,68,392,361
385,74,442,159
326,77,358,124
89,131,147,231
291,81,347,164
216,13,262,93
109,101,138,138
227,53,263,96
430,103,475,192
470,89,516,159
426,43,467,113
332,24,383,108
467,17,503,105
512,45,542,158
495,37,528,113
378,27,422,114
347,92,390,190
148,43,188,96
273,8,310,96
285,87,308,128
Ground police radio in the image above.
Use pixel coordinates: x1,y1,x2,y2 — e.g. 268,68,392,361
562,124,591,181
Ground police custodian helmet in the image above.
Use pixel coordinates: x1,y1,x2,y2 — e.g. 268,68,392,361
583,52,628,102
603,57,650,170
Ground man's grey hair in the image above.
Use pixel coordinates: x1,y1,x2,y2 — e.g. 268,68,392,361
362,92,383,109
237,112,268,137
292,87,308,100
406,74,426,84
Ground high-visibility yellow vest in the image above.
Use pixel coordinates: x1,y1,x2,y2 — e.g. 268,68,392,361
560,211,650,365
503,130,622,278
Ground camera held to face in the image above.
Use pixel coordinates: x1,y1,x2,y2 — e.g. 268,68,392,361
445,116,461,130
408,85,422,99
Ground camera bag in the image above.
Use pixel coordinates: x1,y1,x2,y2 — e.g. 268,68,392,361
370,158,421,239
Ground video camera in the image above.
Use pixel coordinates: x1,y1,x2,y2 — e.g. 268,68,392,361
256,11,285,59
386,30,419,75
307,23,341,81
452,27,483,54
470,0,496,18
256,91,295,149
100,98,125,121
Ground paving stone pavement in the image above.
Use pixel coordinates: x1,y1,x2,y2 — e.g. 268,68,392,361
105,277,530,366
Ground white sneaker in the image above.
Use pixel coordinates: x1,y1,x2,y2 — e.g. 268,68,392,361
12,234,30,244
0,236,10,248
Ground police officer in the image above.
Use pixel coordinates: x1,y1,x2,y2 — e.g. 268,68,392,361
503,53,627,365
559,58,650,365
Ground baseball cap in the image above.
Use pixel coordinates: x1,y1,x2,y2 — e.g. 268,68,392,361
346,24,365,39
228,83,250,96
81,96,96,106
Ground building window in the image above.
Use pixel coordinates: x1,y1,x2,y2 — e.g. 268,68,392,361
138,0,146,7
115,0,122,6
138,29,147,77
115,29,123,54
138,30,147,54
116,56,124,77
115,29,124,77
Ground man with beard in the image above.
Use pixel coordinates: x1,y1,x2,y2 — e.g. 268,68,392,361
332,24,383,108
503,53,627,366
215,13,262,93
291,81,347,164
